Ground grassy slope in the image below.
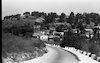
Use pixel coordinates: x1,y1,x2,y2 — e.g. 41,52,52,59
2,32,46,58
2,18,47,60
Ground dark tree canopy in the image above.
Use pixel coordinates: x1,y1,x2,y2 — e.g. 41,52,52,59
59,13,66,22
68,12,75,24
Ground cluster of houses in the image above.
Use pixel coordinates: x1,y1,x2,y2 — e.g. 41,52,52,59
32,21,100,42
3,12,100,42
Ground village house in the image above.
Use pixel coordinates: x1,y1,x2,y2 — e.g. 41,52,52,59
35,17,44,23
71,29,80,34
85,29,94,39
33,17,45,32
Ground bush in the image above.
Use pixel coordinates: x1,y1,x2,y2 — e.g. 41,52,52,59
89,43,100,56
60,32,83,47
2,19,35,37
54,37,61,45
2,24,34,37
2,33,46,58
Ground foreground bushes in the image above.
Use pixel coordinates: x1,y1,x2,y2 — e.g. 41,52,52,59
2,33,47,62
59,31,100,57
2,18,47,62
89,42,100,57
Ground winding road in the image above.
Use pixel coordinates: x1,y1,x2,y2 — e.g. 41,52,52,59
3,45,99,63
20,46,80,63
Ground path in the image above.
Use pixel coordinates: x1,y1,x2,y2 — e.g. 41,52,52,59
20,46,80,63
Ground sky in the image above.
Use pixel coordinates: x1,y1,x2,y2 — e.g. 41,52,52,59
2,0,100,19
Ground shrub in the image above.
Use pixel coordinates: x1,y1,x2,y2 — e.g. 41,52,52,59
89,43,100,56
2,33,46,58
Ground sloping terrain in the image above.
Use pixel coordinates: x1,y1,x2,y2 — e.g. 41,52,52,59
2,32,47,62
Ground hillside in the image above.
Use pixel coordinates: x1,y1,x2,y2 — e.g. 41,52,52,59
2,32,47,62
2,17,47,62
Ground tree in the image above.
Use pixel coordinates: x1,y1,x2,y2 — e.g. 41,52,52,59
68,12,75,24
23,12,30,18
60,30,73,47
40,12,47,19
4,16,10,20
56,25,65,32
95,15,100,25
44,12,58,24
74,13,83,27
31,11,42,17
59,13,66,22
76,22,85,34
15,14,21,20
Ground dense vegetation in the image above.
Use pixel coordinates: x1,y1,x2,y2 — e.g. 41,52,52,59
2,32,47,62
60,31,100,57
2,11,100,58
2,14,47,62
